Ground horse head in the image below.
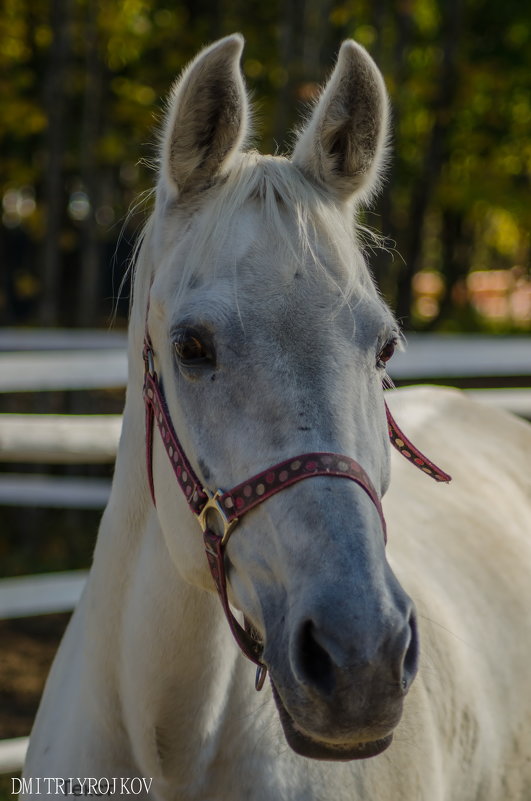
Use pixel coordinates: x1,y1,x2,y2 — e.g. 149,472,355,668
140,34,418,761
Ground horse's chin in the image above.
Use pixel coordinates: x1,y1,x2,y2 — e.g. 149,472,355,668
270,681,394,762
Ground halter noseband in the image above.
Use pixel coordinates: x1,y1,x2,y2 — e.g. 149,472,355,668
143,334,450,690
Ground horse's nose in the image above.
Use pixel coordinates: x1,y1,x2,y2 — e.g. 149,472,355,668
291,607,419,697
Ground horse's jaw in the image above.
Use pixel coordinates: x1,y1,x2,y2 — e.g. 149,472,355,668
267,668,403,761
270,680,395,761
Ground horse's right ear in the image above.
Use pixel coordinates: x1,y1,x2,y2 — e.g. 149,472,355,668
159,34,248,199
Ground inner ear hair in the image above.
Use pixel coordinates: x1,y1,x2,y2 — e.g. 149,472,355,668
160,34,248,198
292,40,389,203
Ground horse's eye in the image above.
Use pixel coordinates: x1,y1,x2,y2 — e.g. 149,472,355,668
174,330,214,366
377,338,397,369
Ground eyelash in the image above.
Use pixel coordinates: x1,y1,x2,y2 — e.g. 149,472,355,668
376,337,397,369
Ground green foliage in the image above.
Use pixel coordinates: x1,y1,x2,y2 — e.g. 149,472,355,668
0,0,529,329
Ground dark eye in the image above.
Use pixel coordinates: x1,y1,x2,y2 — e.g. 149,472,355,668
377,337,397,369
173,329,215,367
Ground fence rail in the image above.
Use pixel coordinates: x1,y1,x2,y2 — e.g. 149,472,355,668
0,571,87,620
0,414,122,463
0,737,28,775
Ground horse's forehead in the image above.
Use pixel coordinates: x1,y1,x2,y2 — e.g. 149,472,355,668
152,168,392,342
192,194,306,268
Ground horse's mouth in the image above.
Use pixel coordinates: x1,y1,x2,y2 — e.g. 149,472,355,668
270,681,394,762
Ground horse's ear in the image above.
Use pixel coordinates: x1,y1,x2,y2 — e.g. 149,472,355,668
291,41,389,203
159,34,248,198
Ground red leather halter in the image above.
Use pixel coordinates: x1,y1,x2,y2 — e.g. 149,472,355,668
143,334,450,690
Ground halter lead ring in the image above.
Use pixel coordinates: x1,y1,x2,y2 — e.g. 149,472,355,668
143,335,450,690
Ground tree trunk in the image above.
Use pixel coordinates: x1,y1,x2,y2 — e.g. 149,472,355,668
394,0,463,327
274,0,307,150
78,0,104,327
370,1,414,297
39,0,72,326
425,209,471,329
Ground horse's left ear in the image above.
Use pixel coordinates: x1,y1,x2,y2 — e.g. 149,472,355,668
292,41,389,203
159,34,248,199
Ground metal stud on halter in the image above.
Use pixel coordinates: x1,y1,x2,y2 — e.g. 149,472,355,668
142,335,451,689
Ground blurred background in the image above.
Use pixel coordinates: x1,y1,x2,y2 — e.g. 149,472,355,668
1,0,530,331
0,0,530,778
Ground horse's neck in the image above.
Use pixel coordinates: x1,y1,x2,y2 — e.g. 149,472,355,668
80,381,253,784
57,279,276,792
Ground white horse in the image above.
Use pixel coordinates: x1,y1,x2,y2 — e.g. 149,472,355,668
23,35,531,800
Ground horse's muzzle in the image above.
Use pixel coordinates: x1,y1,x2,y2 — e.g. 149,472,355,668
262,571,419,761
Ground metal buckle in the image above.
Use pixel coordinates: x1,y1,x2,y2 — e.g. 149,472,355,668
143,344,155,377
197,489,238,546
255,664,268,691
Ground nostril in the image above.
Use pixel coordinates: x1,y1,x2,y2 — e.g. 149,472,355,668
401,613,419,691
296,620,336,694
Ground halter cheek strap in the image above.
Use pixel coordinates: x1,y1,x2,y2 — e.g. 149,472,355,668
385,405,451,482
142,335,450,689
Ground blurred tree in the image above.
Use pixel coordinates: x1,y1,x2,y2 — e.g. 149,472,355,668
394,0,463,324
0,0,529,329
40,0,73,325
78,0,105,326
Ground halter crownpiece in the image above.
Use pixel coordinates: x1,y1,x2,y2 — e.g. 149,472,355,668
142,334,451,690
